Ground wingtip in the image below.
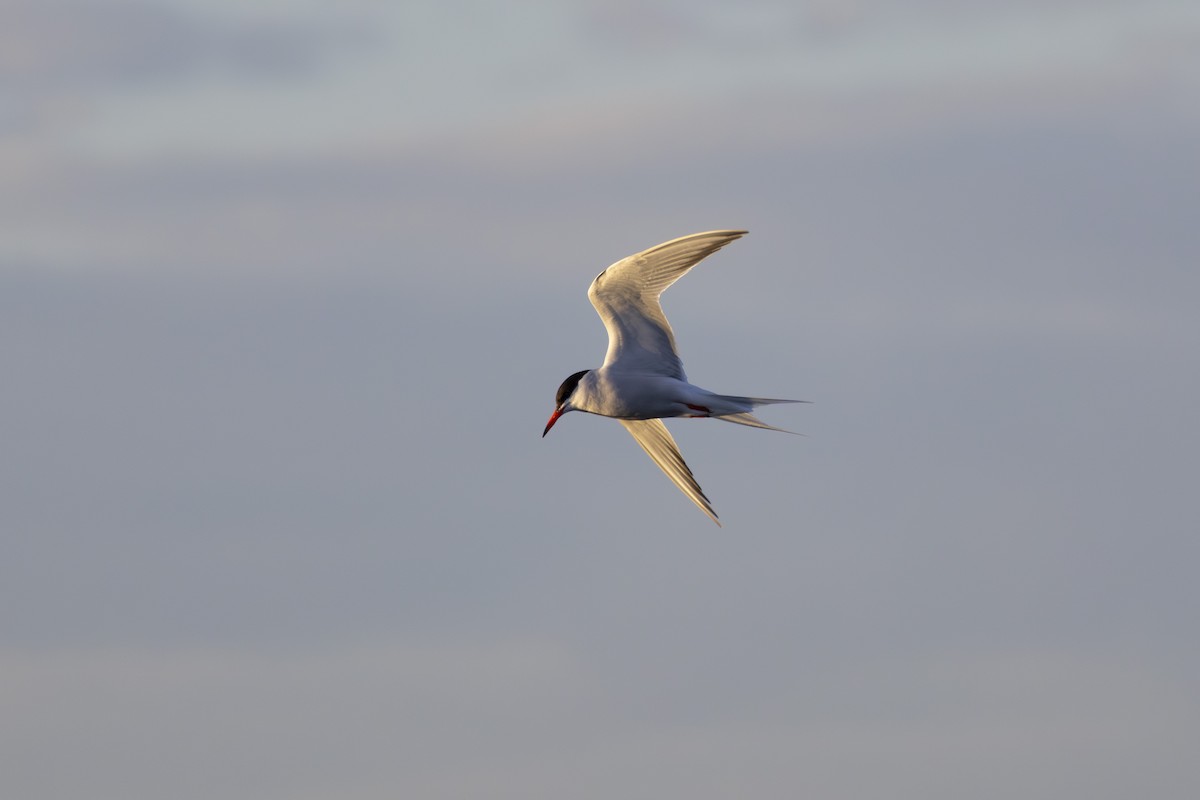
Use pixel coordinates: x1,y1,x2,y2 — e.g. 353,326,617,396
708,229,748,241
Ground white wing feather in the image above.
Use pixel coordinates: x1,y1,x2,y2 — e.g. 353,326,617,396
618,418,720,526
588,230,746,379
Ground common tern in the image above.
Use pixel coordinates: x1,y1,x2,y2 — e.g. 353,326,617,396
542,230,802,525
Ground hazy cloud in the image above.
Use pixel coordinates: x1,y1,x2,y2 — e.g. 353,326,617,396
1,0,368,86
1,0,373,139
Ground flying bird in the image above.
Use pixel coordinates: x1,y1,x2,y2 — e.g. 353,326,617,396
542,230,802,525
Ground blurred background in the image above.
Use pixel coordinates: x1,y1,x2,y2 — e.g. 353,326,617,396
3,1,1198,798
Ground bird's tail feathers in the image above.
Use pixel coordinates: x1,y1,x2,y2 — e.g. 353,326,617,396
714,411,801,434
710,396,808,435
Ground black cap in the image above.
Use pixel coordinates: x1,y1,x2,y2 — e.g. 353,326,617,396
555,369,590,406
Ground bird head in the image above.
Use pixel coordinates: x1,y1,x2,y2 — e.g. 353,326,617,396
543,369,589,437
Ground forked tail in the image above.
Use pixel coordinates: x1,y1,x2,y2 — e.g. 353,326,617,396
711,396,808,434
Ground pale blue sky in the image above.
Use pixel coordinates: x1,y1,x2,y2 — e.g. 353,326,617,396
3,2,1199,798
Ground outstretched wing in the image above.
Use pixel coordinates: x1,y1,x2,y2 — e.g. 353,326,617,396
618,418,720,526
588,230,747,379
